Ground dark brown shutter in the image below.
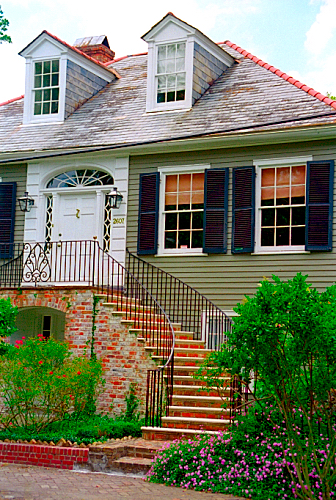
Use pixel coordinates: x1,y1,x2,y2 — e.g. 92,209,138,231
0,182,17,259
137,172,160,255
203,168,228,253
232,166,255,253
306,161,334,251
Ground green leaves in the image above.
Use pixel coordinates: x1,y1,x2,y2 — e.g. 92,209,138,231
0,6,11,44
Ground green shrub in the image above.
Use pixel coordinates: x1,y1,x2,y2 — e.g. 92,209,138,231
0,336,104,431
0,297,17,356
0,414,142,444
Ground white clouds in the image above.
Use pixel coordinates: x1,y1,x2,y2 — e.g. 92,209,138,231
302,0,336,94
305,0,336,55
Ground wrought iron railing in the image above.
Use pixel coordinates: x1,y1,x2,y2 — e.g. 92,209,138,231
126,249,233,348
0,241,175,426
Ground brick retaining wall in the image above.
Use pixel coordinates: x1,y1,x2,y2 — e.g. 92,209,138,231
0,442,88,469
0,287,157,416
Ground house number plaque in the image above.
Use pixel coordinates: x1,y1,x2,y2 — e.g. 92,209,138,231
113,217,125,225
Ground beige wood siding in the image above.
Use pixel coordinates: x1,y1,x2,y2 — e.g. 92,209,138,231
0,163,27,245
126,139,336,310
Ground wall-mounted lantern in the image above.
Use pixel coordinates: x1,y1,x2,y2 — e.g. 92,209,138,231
18,191,35,212
106,186,123,209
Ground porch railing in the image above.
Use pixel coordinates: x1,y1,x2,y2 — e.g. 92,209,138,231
0,241,175,426
126,249,233,348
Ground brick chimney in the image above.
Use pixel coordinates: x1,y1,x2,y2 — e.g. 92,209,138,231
73,36,115,64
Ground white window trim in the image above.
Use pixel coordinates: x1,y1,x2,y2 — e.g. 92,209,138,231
253,156,312,254
146,37,194,113
157,164,208,256
23,54,67,125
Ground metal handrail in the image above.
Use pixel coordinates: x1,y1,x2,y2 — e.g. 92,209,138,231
0,240,175,426
126,248,233,348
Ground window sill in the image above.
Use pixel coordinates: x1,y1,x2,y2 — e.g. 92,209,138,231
252,250,310,256
155,252,208,257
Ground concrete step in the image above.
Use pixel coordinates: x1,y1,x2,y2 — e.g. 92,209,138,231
141,426,222,441
172,394,229,408
154,355,205,366
167,375,230,387
172,385,228,398
109,456,153,474
162,416,231,431
169,405,229,419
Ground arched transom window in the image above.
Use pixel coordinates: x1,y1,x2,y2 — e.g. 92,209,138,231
46,169,114,189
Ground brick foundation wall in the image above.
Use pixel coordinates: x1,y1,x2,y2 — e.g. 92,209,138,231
0,442,88,469
0,287,157,416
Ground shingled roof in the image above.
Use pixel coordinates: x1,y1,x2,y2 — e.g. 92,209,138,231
1,40,336,160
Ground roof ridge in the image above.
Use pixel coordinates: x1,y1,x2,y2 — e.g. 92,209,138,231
0,95,24,107
106,52,148,66
224,40,336,111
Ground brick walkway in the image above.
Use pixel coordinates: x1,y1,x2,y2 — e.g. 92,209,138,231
0,463,247,500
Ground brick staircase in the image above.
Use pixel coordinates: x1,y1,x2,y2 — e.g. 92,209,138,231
140,327,232,440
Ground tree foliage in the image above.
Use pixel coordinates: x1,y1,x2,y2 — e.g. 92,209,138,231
0,5,11,44
197,273,336,500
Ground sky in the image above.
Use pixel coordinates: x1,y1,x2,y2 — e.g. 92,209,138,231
0,0,336,103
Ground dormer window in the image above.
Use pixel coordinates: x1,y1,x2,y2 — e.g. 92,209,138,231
33,60,59,115
157,43,185,103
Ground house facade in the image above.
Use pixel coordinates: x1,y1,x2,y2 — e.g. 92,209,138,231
0,13,336,427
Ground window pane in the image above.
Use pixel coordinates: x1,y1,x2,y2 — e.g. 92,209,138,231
176,89,185,101
176,73,185,88
291,184,305,204
261,228,274,246
261,187,274,206
166,213,177,230
261,208,275,226
291,226,305,245
166,175,177,192
167,44,176,58
158,45,166,59
51,101,59,114
35,62,42,75
178,192,190,209
165,193,177,210
43,74,51,87
35,90,42,102
176,43,185,57
192,231,203,248
52,60,59,72
277,167,290,186
192,173,204,190
261,168,275,187
157,92,166,103
43,60,50,73
292,165,305,184
277,207,290,226
166,59,175,73
179,174,191,191
191,191,204,208
178,231,190,248
179,212,191,230
276,187,289,205
192,212,203,229
165,231,177,249
51,73,59,86
34,102,41,115
52,88,59,100
167,91,175,102
34,75,42,88
43,89,51,101
43,102,50,114
292,207,305,226
167,75,176,89
176,58,185,72
276,227,289,245
157,61,166,74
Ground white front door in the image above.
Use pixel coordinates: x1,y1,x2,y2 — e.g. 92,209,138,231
58,192,98,242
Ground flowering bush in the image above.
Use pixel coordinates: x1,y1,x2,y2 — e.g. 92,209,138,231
0,335,104,431
0,297,17,356
147,416,336,500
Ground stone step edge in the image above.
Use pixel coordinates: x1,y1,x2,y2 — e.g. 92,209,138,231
172,394,229,401
162,416,231,424
169,405,229,413
141,426,222,436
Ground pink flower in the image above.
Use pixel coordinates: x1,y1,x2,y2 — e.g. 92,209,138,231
77,371,81,375
21,336,25,340
38,360,43,364
49,371,53,375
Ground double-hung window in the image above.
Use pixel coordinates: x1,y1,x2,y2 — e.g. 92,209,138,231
33,60,60,116
259,165,306,250
164,172,204,250
156,43,186,104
